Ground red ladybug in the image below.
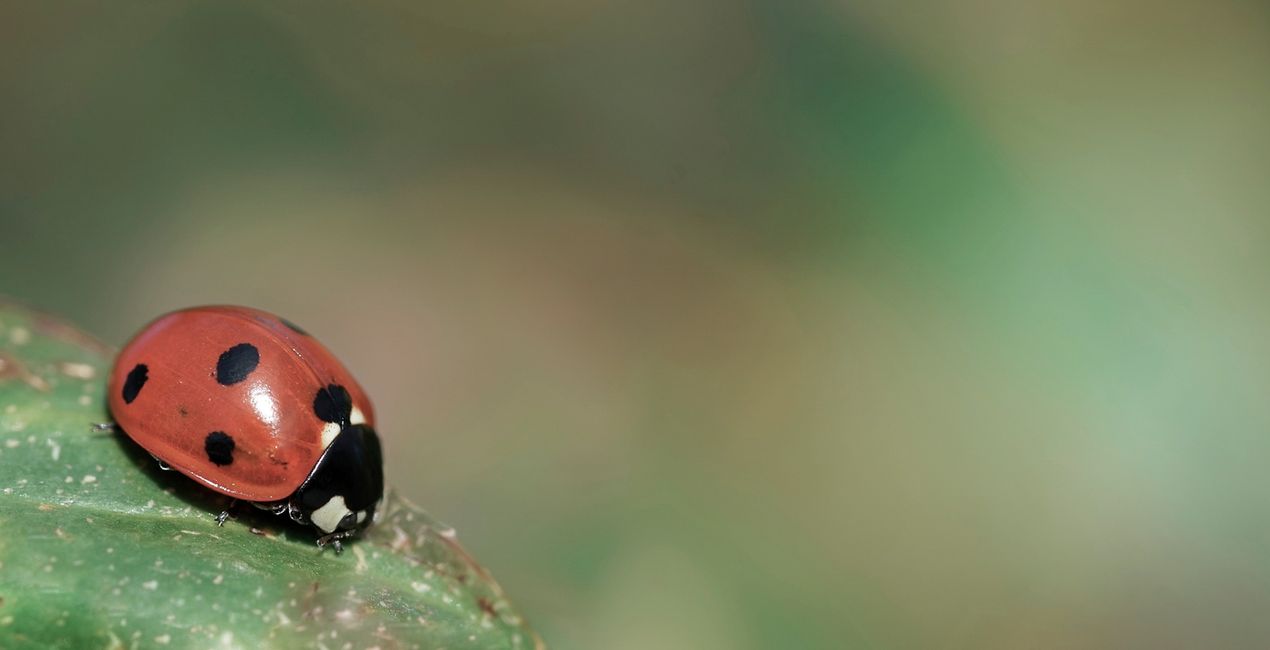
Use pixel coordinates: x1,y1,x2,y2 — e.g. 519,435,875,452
107,306,384,551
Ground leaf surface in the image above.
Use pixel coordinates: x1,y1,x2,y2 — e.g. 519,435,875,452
0,300,542,650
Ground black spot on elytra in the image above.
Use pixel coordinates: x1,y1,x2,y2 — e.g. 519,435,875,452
122,364,148,404
313,384,353,423
204,431,235,466
216,343,259,386
280,317,309,336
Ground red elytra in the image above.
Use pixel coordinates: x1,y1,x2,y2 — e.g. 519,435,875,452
107,306,384,546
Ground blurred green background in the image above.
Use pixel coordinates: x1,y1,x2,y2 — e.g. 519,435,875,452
5,1,1270,648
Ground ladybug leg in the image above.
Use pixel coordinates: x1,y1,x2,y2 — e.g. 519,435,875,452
316,530,354,554
287,501,309,526
248,501,288,516
214,499,240,526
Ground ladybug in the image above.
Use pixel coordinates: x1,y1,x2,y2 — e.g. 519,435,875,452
106,306,384,552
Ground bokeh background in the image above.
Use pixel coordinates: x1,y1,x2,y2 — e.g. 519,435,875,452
5,1,1270,648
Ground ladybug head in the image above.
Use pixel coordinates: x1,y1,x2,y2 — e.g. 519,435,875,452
289,424,384,540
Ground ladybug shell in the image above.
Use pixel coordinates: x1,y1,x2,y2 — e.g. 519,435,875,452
107,306,375,503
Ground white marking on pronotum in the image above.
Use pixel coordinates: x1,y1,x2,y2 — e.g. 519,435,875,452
349,406,366,426
320,422,340,448
310,496,351,533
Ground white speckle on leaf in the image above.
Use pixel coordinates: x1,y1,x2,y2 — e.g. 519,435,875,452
47,439,60,461
78,395,91,406
213,574,224,585
154,634,171,644
4,439,18,448
59,362,95,379
411,582,431,593
0,616,12,626
353,545,368,573
82,475,96,484
142,580,158,590
390,526,411,552
9,327,30,345
64,476,73,483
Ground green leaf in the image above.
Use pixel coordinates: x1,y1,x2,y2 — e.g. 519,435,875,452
0,300,543,650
